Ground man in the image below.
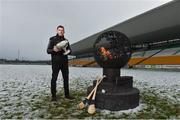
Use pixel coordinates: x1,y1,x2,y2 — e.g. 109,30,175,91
47,25,74,101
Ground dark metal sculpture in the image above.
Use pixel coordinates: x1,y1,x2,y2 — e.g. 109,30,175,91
88,31,139,111
94,31,132,68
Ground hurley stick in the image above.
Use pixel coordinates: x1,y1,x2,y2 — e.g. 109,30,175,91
77,75,105,110
87,75,105,114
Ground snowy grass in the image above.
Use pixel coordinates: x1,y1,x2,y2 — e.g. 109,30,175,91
0,65,179,119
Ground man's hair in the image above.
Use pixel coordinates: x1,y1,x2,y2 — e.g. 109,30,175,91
57,25,64,30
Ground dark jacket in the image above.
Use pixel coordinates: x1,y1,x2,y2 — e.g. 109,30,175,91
47,34,71,62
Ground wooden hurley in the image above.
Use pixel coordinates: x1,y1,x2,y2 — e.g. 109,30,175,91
87,75,105,114
77,75,105,110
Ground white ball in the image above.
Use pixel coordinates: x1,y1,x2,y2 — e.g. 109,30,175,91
101,89,106,94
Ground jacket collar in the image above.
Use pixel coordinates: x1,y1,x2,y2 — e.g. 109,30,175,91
56,34,65,40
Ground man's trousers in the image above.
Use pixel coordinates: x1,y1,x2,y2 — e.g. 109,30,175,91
51,60,69,97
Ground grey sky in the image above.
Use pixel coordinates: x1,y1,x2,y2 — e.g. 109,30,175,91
0,0,172,60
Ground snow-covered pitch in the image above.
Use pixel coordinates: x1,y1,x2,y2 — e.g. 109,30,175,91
0,65,179,118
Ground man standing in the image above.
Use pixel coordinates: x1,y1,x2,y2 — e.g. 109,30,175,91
47,25,74,101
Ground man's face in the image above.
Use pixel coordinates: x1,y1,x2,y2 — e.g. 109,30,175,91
56,27,65,36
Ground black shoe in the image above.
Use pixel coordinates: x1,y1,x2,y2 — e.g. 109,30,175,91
51,97,57,102
65,95,75,100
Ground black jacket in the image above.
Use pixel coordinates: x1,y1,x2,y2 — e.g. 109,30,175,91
47,34,71,62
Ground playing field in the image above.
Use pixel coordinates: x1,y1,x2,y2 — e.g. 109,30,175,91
0,65,179,119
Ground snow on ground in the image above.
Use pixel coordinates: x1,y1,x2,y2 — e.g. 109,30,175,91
0,65,179,118
122,68,180,102
0,65,101,118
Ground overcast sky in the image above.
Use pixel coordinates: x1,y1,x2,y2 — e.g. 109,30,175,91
0,0,172,60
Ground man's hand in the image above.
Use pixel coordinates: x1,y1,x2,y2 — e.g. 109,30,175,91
53,46,60,52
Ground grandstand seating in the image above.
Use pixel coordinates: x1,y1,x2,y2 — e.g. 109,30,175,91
69,47,180,67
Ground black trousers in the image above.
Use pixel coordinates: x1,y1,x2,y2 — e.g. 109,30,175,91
51,60,69,97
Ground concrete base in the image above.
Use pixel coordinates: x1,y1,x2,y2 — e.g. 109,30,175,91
87,76,140,111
